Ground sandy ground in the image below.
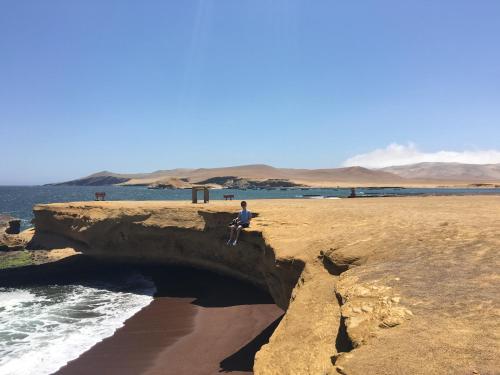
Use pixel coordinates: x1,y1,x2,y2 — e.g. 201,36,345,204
20,196,500,374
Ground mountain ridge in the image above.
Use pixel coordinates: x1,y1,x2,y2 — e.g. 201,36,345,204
48,162,500,188
380,162,500,181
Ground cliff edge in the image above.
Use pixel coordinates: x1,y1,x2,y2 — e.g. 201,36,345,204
29,197,499,374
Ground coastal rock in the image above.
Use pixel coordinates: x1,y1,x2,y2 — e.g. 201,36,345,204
147,183,177,189
29,197,500,374
196,176,304,189
0,215,21,234
0,215,28,251
335,276,412,347
147,177,192,189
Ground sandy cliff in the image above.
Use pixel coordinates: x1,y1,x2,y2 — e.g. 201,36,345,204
30,197,500,374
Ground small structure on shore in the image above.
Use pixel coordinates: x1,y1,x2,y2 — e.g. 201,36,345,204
95,192,106,201
223,194,235,200
192,187,209,203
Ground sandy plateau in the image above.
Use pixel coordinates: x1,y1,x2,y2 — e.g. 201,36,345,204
16,196,500,374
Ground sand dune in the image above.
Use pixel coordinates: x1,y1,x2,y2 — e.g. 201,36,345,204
51,163,500,188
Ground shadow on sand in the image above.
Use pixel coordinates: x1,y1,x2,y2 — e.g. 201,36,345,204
219,315,283,373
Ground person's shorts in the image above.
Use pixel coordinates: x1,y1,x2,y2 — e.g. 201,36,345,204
239,223,249,228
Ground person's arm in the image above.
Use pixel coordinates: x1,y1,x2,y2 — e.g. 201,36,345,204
248,211,252,223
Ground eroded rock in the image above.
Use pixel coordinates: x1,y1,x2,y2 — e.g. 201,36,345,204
0,215,28,251
28,197,500,374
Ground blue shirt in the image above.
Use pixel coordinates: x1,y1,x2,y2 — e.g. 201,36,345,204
238,209,251,224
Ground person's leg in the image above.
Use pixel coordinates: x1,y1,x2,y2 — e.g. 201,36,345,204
227,225,235,244
233,225,243,245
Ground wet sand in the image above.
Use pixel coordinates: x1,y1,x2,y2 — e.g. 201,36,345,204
8,258,284,375
144,303,282,375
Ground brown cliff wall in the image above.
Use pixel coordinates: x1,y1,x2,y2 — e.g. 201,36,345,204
31,203,304,310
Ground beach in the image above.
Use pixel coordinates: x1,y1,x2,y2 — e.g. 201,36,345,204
56,265,283,375
0,259,283,375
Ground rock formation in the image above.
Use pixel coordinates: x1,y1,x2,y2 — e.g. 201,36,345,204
147,177,192,189
28,197,500,374
196,176,304,189
0,215,21,235
0,215,26,251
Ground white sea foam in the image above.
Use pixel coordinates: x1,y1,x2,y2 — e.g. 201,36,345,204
0,290,37,311
0,274,155,375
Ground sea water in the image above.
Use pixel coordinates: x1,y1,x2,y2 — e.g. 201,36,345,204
0,274,155,375
1,185,499,230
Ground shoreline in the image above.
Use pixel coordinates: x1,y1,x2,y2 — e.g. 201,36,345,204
55,296,199,375
0,257,283,375
55,296,283,375
55,265,283,375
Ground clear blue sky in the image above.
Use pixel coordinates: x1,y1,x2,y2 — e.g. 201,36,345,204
1,1,499,184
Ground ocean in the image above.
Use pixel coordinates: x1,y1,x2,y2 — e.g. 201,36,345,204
1,185,500,231
1,184,499,374
0,272,155,375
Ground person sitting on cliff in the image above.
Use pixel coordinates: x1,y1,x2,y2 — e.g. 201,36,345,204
227,201,251,246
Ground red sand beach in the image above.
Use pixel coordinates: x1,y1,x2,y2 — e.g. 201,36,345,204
32,260,286,375
55,297,282,375
144,302,282,375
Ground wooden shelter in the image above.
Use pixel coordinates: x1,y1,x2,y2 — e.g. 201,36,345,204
192,186,209,203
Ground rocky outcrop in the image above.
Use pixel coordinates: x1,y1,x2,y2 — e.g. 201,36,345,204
196,176,304,189
0,215,28,251
30,203,304,310
29,197,500,374
0,215,20,234
147,177,192,190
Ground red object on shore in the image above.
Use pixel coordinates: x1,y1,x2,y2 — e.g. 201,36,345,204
223,194,234,200
95,192,106,201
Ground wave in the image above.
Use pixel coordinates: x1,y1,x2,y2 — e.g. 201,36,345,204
0,273,155,375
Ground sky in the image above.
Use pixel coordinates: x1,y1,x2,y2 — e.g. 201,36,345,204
1,0,499,185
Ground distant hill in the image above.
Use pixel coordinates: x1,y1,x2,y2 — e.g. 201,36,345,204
50,164,404,188
49,163,500,188
380,162,500,181
49,172,131,186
